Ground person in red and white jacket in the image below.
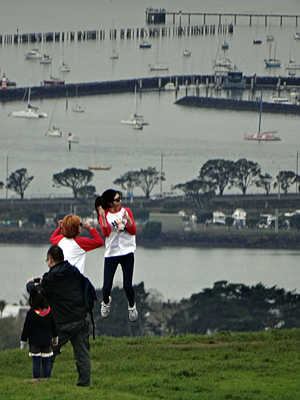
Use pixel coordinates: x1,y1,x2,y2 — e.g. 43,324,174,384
50,214,104,274
95,189,138,322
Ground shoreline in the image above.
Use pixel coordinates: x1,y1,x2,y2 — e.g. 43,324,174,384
0,226,299,250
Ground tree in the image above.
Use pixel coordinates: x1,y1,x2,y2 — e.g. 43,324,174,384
52,168,94,198
199,159,235,196
274,170,298,195
6,168,34,200
289,214,300,231
77,185,96,198
230,158,261,195
135,167,165,199
114,171,139,198
174,179,215,207
255,173,273,195
0,182,3,190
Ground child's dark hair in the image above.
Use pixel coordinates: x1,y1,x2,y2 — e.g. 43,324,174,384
29,284,49,310
95,189,122,213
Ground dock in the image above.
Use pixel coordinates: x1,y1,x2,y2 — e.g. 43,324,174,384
146,8,300,26
0,75,300,115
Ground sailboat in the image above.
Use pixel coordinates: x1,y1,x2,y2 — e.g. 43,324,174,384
88,139,111,170
10,88,47,118
73,86,85,113
148,44,168,71
244,88,281,142
45,100,62,137
264,42,281,67
120,85,149,126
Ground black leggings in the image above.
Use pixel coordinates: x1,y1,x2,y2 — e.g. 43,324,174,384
102,253,135,307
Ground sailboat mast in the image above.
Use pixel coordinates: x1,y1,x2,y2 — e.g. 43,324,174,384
258,88,263,134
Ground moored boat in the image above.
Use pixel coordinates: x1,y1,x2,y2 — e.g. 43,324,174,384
25,49,42,59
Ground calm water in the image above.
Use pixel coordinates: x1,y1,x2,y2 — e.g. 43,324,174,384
1,243,300,305
0,1,300,198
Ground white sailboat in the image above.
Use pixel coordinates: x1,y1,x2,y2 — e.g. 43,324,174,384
149,44,168,71
73,86,85,113
120,85,149,126
45,100,62,137
10,88,47,118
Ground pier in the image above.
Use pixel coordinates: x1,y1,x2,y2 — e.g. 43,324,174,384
146,8,300,27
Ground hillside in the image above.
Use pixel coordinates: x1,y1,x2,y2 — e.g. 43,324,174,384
1,330,300,400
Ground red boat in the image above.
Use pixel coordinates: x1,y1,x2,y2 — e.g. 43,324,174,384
42,76,65,86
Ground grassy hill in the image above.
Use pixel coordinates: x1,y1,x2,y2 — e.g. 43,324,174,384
1,330,300,399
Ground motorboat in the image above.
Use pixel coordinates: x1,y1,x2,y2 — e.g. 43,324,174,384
294,32,300,40
149,63,169,71
60,62,70,72
221,41,229,50
40,54,52,64
10,88,47,118
68,133,79,143
213,58,232,75
164,82,176,91
43,76,65,85
139,40,152,49
266,34,274,41
73,105,85,113
285,60,300,70
244,88,281,142
183,49,191,57
253,39,262,44
25,49,42,59
269,94,292,104
222,68,246,90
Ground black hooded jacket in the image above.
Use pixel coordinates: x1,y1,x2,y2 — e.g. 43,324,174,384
27,260,87,325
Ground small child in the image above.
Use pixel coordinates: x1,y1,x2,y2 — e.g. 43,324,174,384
20,284,58,379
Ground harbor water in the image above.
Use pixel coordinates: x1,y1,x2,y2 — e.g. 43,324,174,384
1,243,300,305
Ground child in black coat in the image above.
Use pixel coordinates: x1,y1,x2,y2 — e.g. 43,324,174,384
20,284,58,379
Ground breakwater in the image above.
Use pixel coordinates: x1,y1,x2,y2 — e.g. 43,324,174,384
1,75,300,109
175,95,300,115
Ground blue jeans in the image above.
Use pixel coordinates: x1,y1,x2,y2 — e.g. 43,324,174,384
102,253,135,307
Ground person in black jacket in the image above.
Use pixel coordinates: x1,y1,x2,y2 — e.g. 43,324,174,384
26,245,91,387
20,284,58,379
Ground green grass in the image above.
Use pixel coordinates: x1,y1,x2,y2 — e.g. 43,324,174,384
1,330,300,399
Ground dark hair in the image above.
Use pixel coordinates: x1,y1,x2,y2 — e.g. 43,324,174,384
29,284,49,310
95,189,122,212
47,245,64,264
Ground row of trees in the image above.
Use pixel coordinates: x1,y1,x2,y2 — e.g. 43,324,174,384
2,281,300,349
1,159,299,200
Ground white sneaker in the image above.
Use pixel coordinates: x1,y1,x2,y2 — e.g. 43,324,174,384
101,296,112,318
128,303,138,322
